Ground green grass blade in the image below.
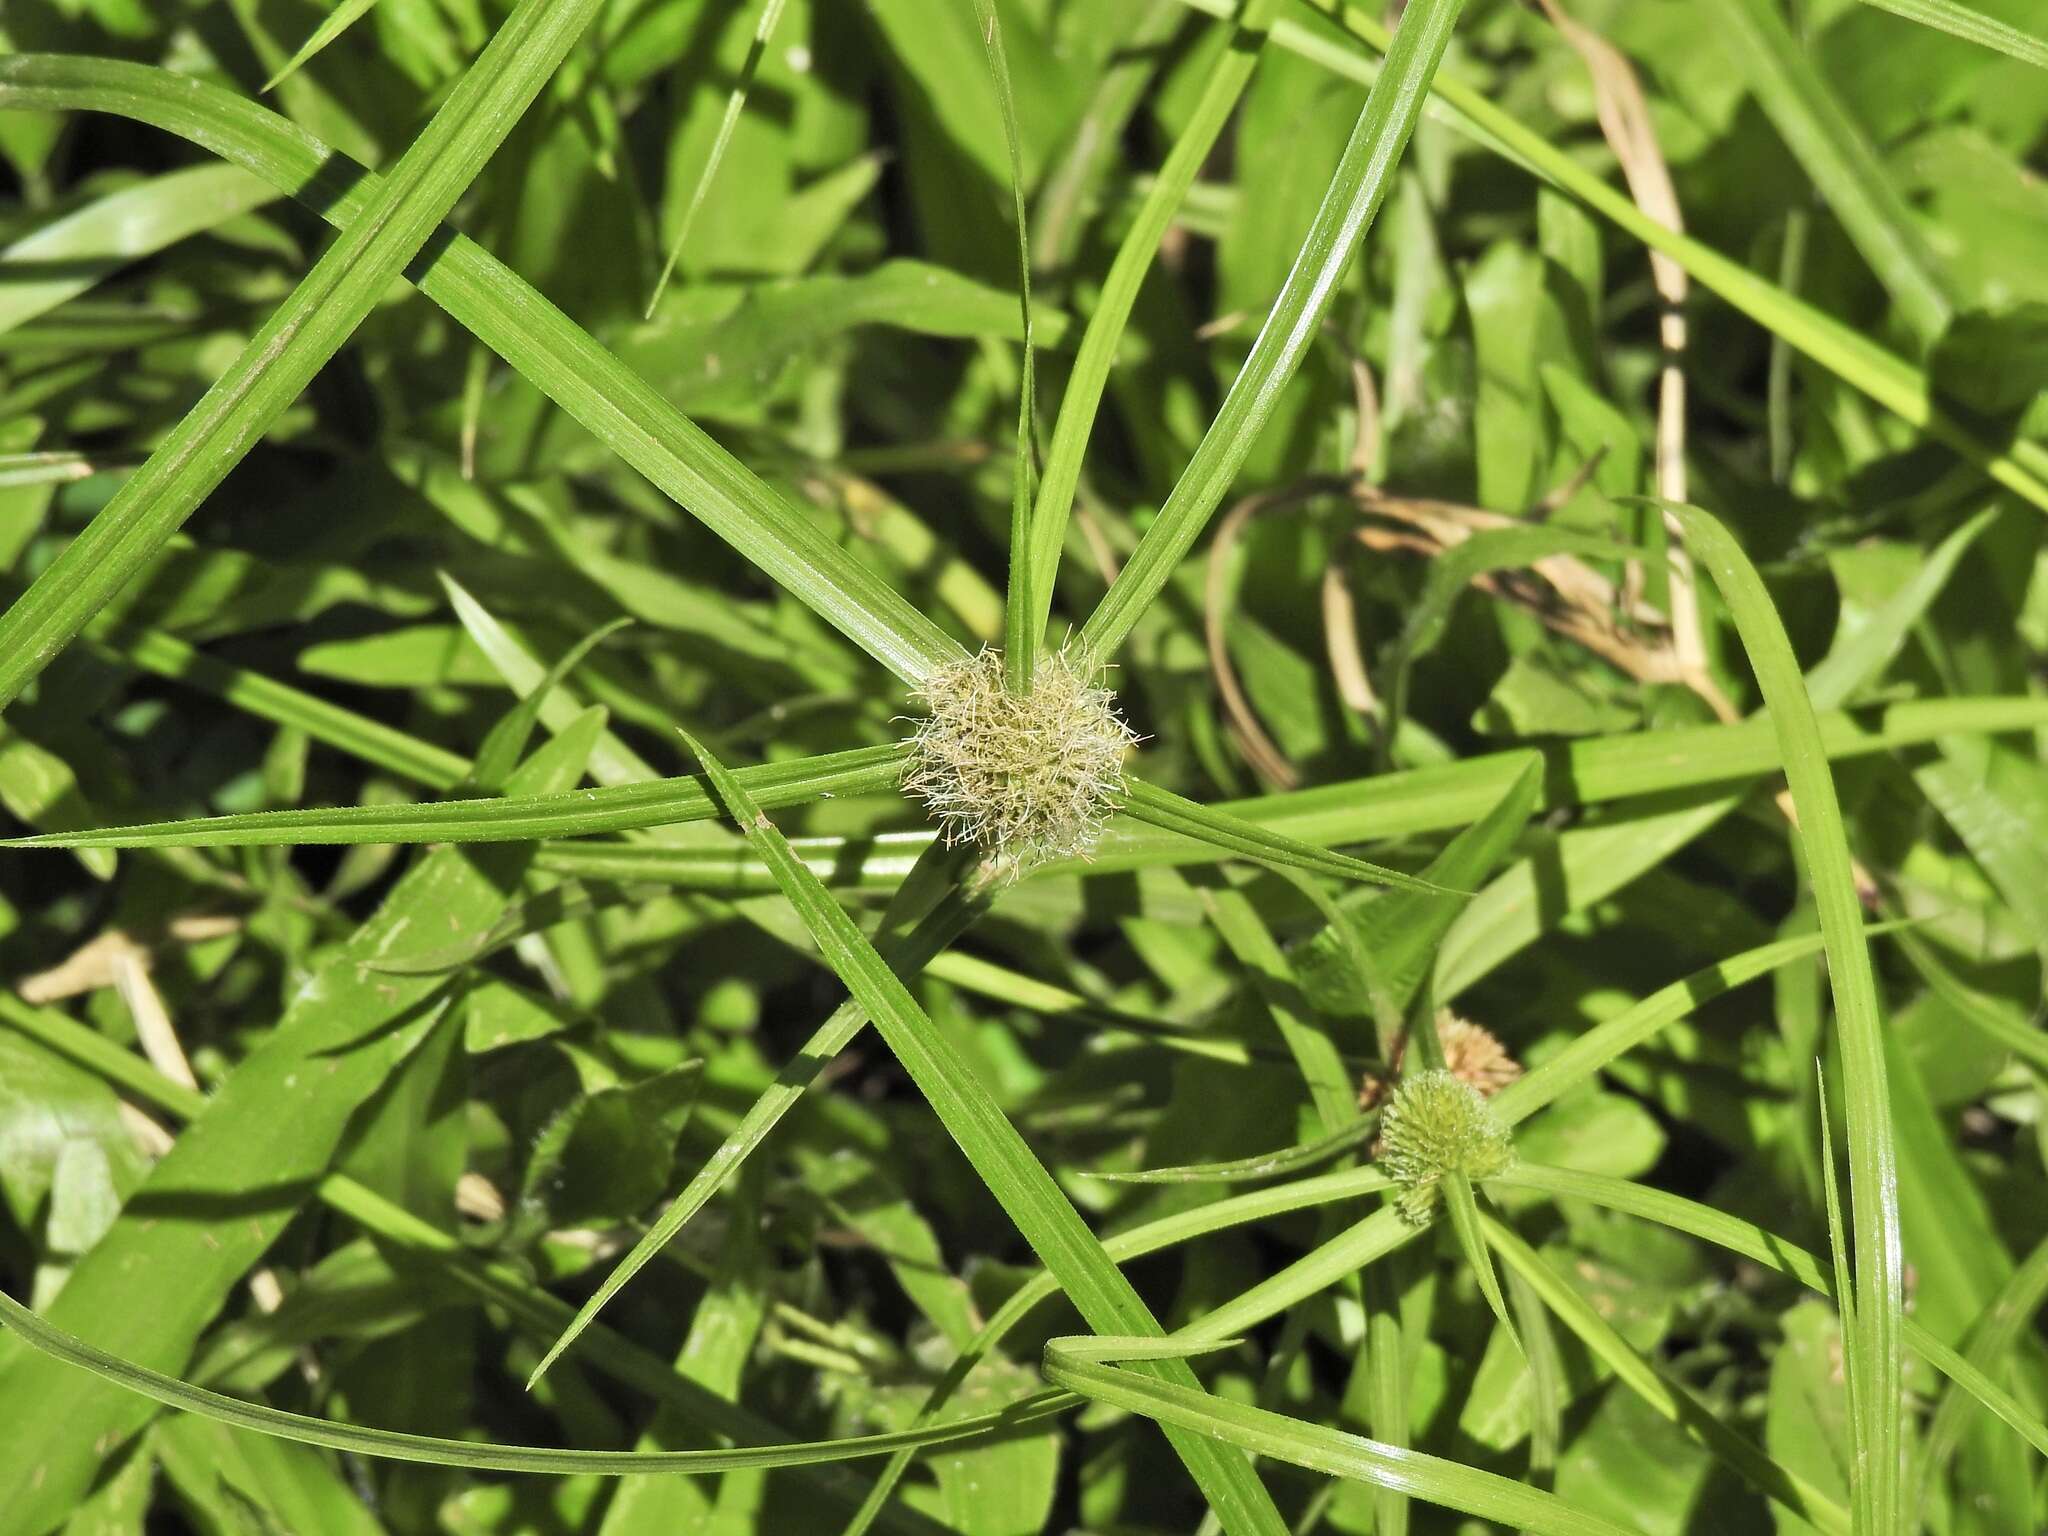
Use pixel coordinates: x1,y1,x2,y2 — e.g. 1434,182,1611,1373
102,624,469,789
0,0,606,712
967,0,1042,694
1855,0,2048,69
1913,1231,2048,1511
678,730,1294,1536
644,0,789,316
1043,1336,1635,1536
1441,1174,1521,1361
524,841,987,1390
262,0,383,91
0,56,965,685
0,998,964,1536
1208,0,2048,514
1480,1212,1851,1535
0,1285,1075,1474
1074,0,1467,665
1120,775,1447,892
1489,926,1913,1126
1659,499,1903,1536
1082,1117,1378,1185
1703,0,1956,344
1024,0,1278,637
0,163,275,334
0,748,903,848
1492,1164,2048,1463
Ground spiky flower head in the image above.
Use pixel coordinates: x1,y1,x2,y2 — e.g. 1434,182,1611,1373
901,647,1139,877
1378,1068,1515,1226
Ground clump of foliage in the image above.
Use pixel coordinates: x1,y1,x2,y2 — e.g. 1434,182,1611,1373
1,0,2046,1534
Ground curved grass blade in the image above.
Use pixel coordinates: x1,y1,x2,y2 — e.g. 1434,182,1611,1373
679,730,1294,1536
0,1285,1074,1473
1024,0,1279,639
1043,1335,1636,1536
0,997,964,1536
1074,0,1468,666
1120,776,1448,892
0,0,607,712
1480,1212,1850,1535
0,163,275,334
968,0,1042,693
263,0,384,91
525,839,988,1390
1492,1163,2048,1462
1658,499,1903,1536
1490,925,1913,1127
0,747,903,849
1704,0,1956,344
1187,0,2048,514
645,0,789,316
1084,1109,1378,1185
1856,0,2048,71
0,56,965,685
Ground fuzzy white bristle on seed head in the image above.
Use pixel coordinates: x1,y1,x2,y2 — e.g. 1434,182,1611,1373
901,647,1139,876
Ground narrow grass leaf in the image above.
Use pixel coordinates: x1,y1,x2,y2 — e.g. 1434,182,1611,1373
1084,1115,1377,1185
263,0,384,91
0,57,964,684
1043,1336,1635,1536
645,0,789,316
0,0,606,711
967,0,1042,692
1075,0,1468,665
1660,499,1903,1536
1025,0,1279,634
678,729,1294,1536
1855,0,2048,70
0,1286,1075,1473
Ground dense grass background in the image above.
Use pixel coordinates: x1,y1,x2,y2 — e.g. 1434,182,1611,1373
0,0,2045,1533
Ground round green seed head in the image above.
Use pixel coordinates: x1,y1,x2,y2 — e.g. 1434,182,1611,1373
1379,1068,1515,1225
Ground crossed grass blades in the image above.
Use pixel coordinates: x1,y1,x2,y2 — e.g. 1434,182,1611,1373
2,0,2048,1534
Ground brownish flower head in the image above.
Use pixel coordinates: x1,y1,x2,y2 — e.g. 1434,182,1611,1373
1358,1009,1521,1112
